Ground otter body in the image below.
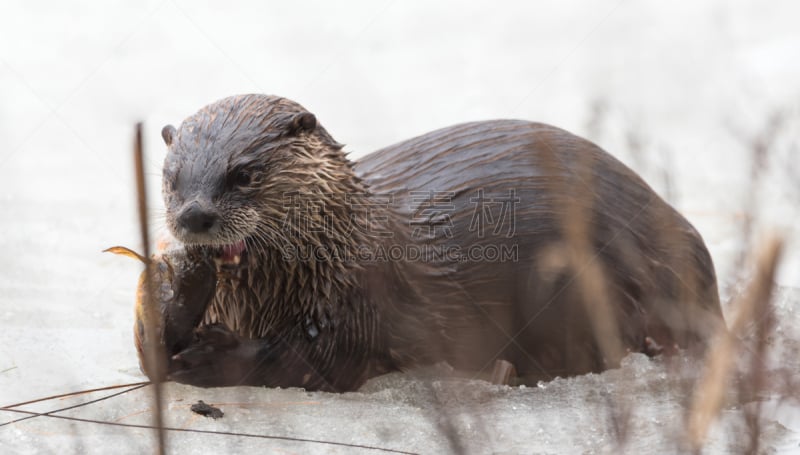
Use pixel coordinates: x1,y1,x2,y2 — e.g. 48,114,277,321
145,94,724,391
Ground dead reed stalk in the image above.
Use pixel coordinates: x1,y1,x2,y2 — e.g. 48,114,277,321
133,123,167,454
687,237,783,452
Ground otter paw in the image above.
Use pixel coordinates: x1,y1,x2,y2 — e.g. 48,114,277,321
168,324,265,387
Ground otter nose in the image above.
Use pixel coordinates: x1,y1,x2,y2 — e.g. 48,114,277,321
178,202,218,234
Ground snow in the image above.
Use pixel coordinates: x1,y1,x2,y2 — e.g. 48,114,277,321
1,0,799,453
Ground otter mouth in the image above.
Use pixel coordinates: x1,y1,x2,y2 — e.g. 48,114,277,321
212,239,247,267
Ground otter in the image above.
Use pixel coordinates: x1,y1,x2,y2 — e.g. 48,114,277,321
137,94,725,391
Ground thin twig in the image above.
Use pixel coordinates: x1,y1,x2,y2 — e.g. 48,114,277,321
0,381,150,410
0,407,418,455
0,383,149,427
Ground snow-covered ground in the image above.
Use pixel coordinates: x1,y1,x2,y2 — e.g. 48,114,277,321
1,1,798,453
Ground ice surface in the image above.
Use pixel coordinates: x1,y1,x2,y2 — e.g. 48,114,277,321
2,338,798,454
1,0,799,453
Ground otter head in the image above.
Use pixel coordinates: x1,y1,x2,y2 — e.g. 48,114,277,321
161,94,347,266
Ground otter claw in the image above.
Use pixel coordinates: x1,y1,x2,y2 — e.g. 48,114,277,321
168,324,268,387
170,324,239,365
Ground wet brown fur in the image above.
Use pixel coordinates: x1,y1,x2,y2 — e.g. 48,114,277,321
155,94,725,391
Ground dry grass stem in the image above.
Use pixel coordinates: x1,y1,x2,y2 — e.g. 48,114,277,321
687,237,784,451
134,123,167,455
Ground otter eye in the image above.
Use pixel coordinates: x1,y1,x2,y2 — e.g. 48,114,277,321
231,170,251,187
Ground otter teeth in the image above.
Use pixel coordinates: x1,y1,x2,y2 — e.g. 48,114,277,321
217,240,247,265
214,253,242,268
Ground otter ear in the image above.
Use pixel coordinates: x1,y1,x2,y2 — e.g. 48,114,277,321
288,113,317,135
162,125,177,146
